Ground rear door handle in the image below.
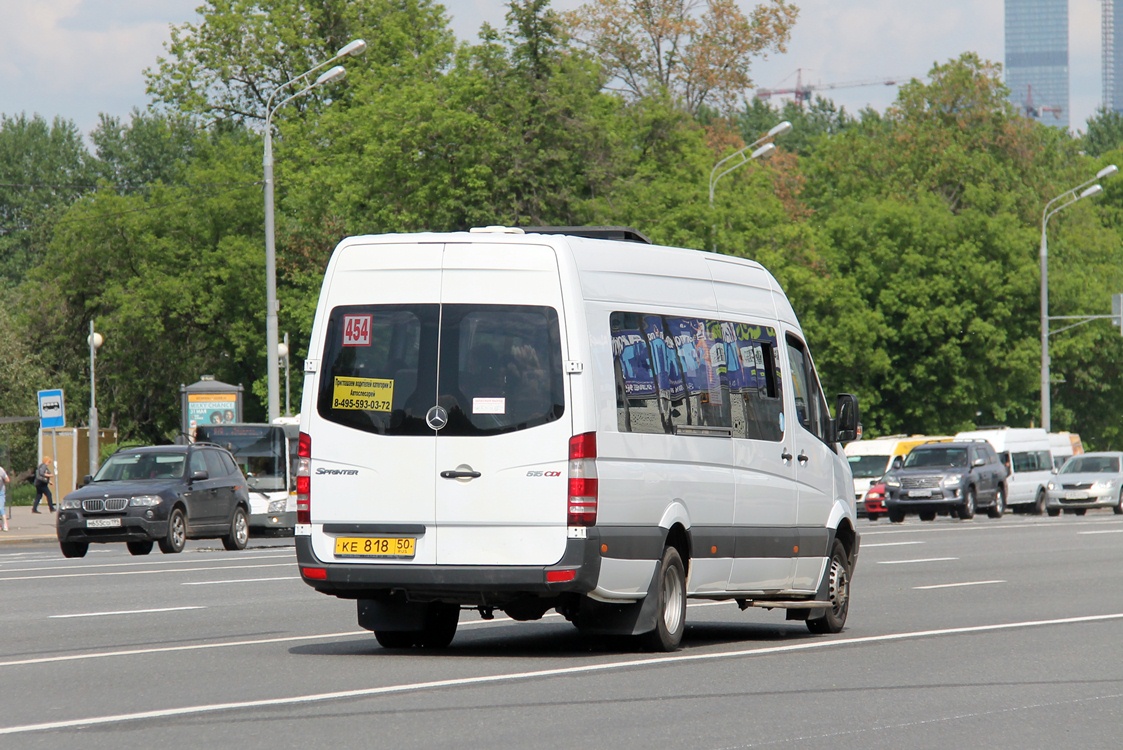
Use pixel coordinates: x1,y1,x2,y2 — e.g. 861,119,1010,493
798,451,809,465
781,449,793,462
440,470,481,479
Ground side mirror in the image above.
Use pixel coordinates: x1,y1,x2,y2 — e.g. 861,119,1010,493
972,458,985,468
191,469,209,482
833,393,860,444
80,474,93,487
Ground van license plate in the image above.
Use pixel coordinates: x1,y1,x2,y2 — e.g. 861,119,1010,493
334,537,415,558
87,518,122,528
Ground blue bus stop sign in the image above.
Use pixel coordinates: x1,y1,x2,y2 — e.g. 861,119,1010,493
38,389,66,429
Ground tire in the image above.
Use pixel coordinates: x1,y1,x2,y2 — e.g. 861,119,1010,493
159,508,187,554
918,511,936,522
1033,490,1046,516
1114,490,1123,515
1075,508,1087,516
888,509,905,524
807,539,851,634
60,541,88,558
222,507,249,551
988,485,1006,519
639,546,687,652
373,603,459,649
127,540,153,556
960,487,976,520
1047,508,1060,517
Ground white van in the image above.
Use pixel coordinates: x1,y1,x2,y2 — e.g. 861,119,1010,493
1049,431,1083,470
295,227,860,651
955,427,1053,514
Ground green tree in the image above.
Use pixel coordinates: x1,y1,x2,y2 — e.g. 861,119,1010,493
1081,107,1123,158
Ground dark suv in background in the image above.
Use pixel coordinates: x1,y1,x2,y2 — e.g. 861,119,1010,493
882,440,1008,522
56,444,251,558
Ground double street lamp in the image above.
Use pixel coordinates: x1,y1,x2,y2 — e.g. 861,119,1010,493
264,39,366,422
708,121,792,251
1039,164,1118,431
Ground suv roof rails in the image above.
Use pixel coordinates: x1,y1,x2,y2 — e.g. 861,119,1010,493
519,226,652,244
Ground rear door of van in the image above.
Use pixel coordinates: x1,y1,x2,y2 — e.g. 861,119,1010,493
311,239,571,568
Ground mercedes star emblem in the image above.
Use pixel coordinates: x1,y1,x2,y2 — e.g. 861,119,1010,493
425,405,448,431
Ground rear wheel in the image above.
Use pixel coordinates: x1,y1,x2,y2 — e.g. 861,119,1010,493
222,507,249,551
988,485,1006,519
59,541,88,558
1047,508,1061,517
918,511,936,522
960,487,976,520
639,546,687,652
159,508,187,554
807,539,851,634
126,540,153,556
1075,508,1087,516
373,603,459,649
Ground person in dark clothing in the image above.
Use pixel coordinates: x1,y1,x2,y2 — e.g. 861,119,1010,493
32,456,54,513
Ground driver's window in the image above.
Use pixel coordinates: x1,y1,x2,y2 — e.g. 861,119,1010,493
785,334,831,444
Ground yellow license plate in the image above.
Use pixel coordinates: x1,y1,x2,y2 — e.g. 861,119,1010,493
334,536,415,558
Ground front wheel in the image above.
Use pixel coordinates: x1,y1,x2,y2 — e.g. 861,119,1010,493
159,508,187,554
807,539,851,634
1047,507,1061,517
988,485,1006,519
222,507,249,551
639,546,687,652
59,541,88,558
1115,490,1123,515
888,509,905,523
127,540,153,556
1033,490,1046,516
960,487,976,520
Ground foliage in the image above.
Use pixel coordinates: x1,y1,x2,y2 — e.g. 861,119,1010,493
562,0,797,113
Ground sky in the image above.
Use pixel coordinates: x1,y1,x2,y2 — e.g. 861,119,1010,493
0,0,1108,139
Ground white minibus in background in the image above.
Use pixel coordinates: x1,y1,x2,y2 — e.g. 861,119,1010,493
295,226,861,652
955,427,1053,514
1048,431,1084,470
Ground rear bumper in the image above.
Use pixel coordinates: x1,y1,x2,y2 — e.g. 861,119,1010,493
295,532,604,601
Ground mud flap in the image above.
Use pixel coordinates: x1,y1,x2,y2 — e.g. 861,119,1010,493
573,562,662,636
358,598,430,632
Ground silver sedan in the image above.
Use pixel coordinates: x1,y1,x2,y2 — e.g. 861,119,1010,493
1045,452,1123,516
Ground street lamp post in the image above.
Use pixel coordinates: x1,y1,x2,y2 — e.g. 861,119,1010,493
87,321,104,474
265,39,366,422
708,121,792,251
1040,164,1118,431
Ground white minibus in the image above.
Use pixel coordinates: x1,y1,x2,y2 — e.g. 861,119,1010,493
295,227,860,651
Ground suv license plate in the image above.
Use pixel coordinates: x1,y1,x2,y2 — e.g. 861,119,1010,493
908,489,932,498
334,537,415,558
86,518,122,528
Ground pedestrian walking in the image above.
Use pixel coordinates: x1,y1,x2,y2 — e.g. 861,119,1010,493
32,456,54,513
0,462,9,531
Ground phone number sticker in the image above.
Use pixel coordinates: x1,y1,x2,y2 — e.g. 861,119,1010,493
332,376,394,412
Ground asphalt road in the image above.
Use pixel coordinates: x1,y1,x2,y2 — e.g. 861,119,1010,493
2,513,1122,749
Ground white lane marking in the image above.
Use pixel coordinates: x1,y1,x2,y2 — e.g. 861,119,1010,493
0,631,369,668
1079,529,1123,535
182,577,300,585
0,563,294,582
860,517,1123,536
4,612,1123,736
0,552,294,574
877,557,957,564
50,606,205,619
914,580,1006,590
862,541,925,548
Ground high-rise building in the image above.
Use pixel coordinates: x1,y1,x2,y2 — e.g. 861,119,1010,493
1005,0,1069,129
1105,0,1123,112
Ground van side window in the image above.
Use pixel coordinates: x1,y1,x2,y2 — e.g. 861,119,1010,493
786,334,832,445
612,312,783,440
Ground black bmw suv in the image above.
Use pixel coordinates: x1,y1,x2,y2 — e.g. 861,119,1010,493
56,444,251,558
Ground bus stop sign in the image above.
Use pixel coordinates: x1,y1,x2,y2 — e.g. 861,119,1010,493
38,389,66,429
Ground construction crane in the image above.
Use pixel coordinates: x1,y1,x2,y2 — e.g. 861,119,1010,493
1020,84,1063,120
755,68,905,106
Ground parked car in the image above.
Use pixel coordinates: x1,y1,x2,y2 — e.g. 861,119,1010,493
883,440,1007,522
1045,452,1123,516
861,481,887,521
56,444,251,558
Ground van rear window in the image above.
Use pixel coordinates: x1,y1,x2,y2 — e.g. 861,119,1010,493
317,304,564,436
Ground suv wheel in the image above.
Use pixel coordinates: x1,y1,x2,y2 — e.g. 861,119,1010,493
960,487,976,520
127,540,153,556
222,507,249,551
159,507,187,554
888,508,905,523
988,485,1006,519
60,541,88,558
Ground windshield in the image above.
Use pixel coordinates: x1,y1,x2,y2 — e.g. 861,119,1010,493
1060,455,1121,474
95,452,185,481
196,425,287,491
902,447,968,469
848,454,890,478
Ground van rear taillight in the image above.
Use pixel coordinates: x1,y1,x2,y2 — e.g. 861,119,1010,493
568,432,598,526
297,431,311,524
